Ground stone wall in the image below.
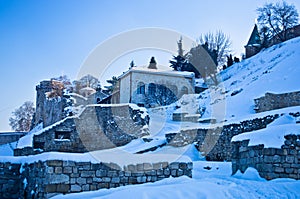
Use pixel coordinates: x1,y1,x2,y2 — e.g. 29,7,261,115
166,114,279,161
0,162,22,199
0,160,192,199
0,132,26,145
15,104,150,156
232,134,300,180
254,91,300,113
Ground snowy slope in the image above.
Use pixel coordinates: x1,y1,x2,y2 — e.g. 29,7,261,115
175,37,300,123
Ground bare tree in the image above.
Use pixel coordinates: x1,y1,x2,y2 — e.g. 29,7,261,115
198,30,232,66
257,1,299,42
9,101,35,132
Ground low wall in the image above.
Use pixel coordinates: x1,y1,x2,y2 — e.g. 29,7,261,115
0,160,192,199
0,132,26,145
232,134,300,180
254,91,300,113
166,114,279,161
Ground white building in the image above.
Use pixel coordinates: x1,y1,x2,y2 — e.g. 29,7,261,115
116,57,195,107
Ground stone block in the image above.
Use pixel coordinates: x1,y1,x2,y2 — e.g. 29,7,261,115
127,164,136,172
108,163,122,171
170,162,179,170
124,171,131,177
63,161,75,167
90,184,98,191
107,171,118,177
143,163,152,171
46,167,54,174
111,177,120,183
286,156,295,163
73,167,78,173
47,160,63,167
91,163,101,170
93,177,103,182
77,162,91,170
96,169,107,177
290,163,300,168
274,167,284,173
156,169,164,176
68,178,75,184
80,171,95,178
87,177,93,184
164,169,170,176
179,163,187,170
63,167,72,174
178,169,184,176
55,167,62,174
136,164,144,171
102,177,111,183
171,169,177,177
45,184,56,193
132,172,144,177
98,183,109,189
56,184,70,193
76,177,86,185
273,155,281,163
285,168,294,174
47,174,69,184
120,176,128,183
129,177,137,184
263,156,273,163
71,184,81,192
70,173,79,178
137,176,146,183
82,184,89,191
145,170,155,176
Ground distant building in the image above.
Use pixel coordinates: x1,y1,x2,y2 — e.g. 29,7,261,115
245,24,300,58
244,24,261,58
115,57,195,107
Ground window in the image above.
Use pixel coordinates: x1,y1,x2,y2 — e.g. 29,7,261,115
181,86,188,96
148,83,156,95
55,131,71,140
137,82,145,94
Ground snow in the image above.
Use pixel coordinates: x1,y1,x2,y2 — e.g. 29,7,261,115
16,123,43,148
173,37,300,124
0,147,190,167
0,141,17,156
232,114,300,148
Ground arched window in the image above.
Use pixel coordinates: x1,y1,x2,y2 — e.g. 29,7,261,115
148,83,156,95
181,86,188,96
137,82,145,94
170,85,178,96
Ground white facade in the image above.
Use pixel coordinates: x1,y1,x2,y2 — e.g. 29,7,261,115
118,66,195,107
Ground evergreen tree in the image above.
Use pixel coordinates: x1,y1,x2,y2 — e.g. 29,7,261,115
104,76,119,94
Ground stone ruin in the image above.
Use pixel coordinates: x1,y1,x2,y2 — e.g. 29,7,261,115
254,91,300,113
232,134,300,180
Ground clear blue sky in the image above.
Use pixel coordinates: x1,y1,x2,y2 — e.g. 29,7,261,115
0,0,299,131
